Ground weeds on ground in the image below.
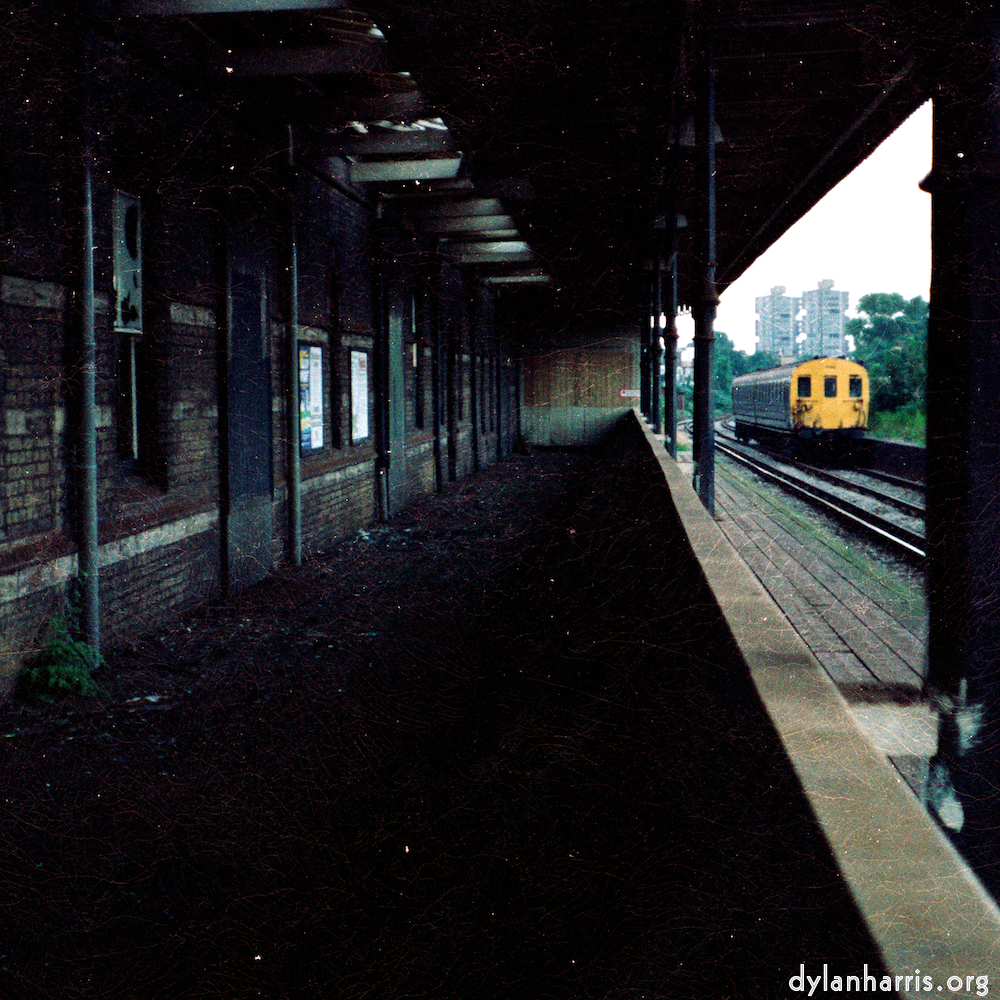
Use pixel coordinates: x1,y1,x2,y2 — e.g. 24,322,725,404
17,609,104,703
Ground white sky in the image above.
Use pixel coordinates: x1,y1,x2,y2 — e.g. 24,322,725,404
678,100,932,356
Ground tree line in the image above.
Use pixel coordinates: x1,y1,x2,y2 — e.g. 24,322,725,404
845,292,927,418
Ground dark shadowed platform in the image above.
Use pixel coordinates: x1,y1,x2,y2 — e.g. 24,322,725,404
0,416,992,998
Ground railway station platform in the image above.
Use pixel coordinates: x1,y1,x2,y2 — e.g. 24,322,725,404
0,413,996,998
711,438,931,794
643,417,998,996
669,423,931,798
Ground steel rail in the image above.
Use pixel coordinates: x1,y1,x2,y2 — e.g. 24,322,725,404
717,439,926,562
716,423,925,514
851,465,925,495
787,458,925,520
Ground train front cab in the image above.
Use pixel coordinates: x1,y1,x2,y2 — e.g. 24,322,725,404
791,358,868,444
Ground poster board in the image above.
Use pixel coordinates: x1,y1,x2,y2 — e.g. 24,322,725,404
351,349,369,444
298,343,324,452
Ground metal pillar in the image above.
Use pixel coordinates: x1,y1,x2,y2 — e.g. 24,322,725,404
469,281,480,474
430,263,445,491
922,15,1000,870
373,210,391,522
651,240,663,435
692,36,718,515
640,286,652,418
286,126,302,566
494,296,505,460
663,218,679,460
78,24,100,657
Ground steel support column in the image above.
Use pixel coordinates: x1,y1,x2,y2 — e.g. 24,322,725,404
286,126,302,566
663,214,680,460
373,210,391,521
640,287,652,418
651,239,663,435
421,258,444,492
469,280,480,474
922,15,1000,871
78,23,100,657
692,36,718,515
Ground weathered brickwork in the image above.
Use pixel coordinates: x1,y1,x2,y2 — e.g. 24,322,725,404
99,522,222,641
404,436,438,498
0,291,68,544
163,306,221,493
298,460,379,556
0,585,65,694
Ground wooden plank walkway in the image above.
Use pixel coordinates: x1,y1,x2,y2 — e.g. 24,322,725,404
707,456,933,795
712,460,926,697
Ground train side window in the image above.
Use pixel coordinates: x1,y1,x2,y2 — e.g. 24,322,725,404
798,376,811,398
849,376,863,398
824,376,837,398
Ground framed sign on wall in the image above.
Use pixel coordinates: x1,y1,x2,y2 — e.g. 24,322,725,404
351,349,370,444
299,343,324,452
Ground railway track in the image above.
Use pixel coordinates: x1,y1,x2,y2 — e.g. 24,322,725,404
788,457,924,521
714,430,926,562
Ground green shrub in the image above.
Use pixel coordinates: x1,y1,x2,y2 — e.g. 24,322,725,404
868,403,926,445
17,613,104,703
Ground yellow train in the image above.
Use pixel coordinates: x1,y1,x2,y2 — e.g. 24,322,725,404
731,356,868,450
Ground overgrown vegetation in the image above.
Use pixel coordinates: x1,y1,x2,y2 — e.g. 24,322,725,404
867,403,926,444
847,292,927,424
17,609,104,703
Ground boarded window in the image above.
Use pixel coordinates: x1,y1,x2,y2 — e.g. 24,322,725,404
522,348,636,407
113,192,143,336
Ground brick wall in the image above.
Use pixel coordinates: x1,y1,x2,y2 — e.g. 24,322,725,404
0,12,522,695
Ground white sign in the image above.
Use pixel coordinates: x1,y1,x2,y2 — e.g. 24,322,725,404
619,388,641,399
351,350,369,442
299,344,324,450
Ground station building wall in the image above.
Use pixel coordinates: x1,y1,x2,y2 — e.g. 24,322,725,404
0,14,515,693
519,338,640,446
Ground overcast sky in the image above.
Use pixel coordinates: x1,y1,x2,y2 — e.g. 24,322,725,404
678,100,932,356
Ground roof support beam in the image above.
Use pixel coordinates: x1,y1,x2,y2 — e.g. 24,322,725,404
124,0,344,13
415,214,517,235
122,0,344,11
482,273,551,285
348,156,463,183
221,43,385,76
407,197,506,218
316,123,452,157
449,242,535,265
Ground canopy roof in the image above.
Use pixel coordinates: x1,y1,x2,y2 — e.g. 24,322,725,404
106,0,940,331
